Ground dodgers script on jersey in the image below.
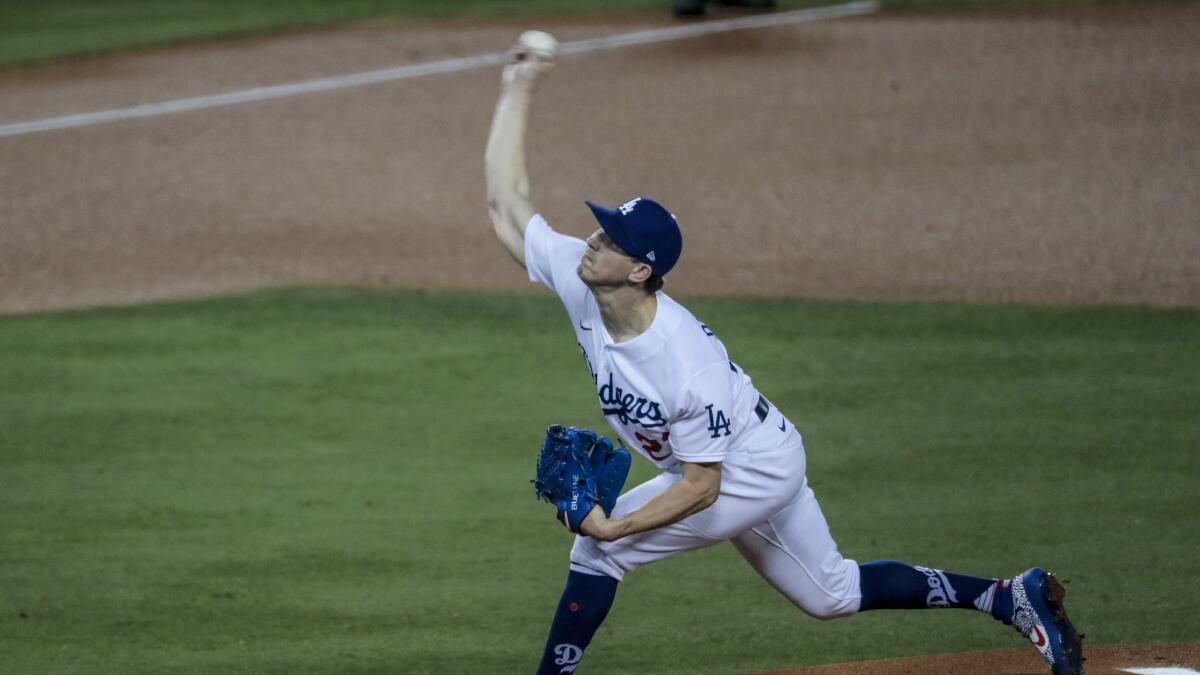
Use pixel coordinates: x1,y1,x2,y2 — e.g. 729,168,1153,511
524,214,790,470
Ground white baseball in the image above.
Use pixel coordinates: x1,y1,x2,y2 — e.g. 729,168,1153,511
518,30,558,61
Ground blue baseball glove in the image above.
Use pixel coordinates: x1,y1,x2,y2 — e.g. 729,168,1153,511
588,434,631,519
533,425,631,534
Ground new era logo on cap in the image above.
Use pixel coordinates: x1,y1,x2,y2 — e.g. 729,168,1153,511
585,196,682,277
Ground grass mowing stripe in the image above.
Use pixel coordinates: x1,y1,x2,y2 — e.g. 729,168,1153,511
2,0,1181,68
0,0,840,68
1,288,1196,674
0,2,879,138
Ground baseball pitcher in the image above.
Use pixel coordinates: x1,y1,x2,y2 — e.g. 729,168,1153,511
485,34,1084,675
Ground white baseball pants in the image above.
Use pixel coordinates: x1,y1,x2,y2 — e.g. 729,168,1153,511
569,439,862,619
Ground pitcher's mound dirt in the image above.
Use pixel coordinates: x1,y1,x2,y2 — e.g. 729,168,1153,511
1,4,1198,313
748,643,1200,675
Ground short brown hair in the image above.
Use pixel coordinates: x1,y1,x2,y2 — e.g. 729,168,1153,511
644,275,664,295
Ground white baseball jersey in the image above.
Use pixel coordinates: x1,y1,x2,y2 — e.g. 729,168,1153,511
524,214,793,470
524,213,861,618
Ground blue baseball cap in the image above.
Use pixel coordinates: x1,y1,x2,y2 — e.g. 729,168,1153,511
584,197,683,277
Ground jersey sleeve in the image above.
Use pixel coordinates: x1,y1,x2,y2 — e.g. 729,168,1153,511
524,214,588,304
667,362,737,463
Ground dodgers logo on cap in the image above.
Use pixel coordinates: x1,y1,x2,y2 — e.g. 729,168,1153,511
585,197,683,277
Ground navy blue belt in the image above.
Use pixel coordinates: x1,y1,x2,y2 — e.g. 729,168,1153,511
754,395,770,422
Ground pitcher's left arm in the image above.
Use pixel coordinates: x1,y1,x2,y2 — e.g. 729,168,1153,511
484,41,554,267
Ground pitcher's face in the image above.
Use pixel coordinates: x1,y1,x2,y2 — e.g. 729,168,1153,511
577,229,645,288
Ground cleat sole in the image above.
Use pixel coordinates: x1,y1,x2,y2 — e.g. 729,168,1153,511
1043,573,1086,675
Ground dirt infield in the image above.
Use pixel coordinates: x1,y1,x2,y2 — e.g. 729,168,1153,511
749,643,1200,675
1,3,1198,314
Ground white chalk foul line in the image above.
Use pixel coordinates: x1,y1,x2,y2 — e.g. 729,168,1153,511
1123,668,1200,675
0,1,879,139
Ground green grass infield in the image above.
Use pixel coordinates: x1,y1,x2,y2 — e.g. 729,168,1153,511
2,0,819,69
3,0,1152,69
2,288,1197,674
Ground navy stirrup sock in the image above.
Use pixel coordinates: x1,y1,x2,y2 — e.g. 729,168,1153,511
535,569,619,675
858,560,1003,615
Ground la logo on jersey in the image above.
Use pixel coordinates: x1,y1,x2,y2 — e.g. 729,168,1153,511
554,643,583,673
705,404,732,438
